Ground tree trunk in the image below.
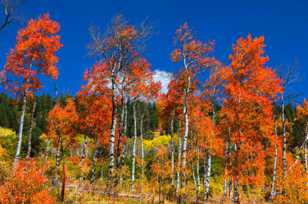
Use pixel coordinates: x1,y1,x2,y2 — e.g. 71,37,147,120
170,116,175,186
55,134,62,185
228,178,233,202
91,148,98,183
223,139,229,200
14,92,27,165
140,115,145,192
204,151,212,200
131,103,137,191
176,128,182,196
108,75,117,178
281,95,287,177
80,135,88,162
26,99,36,158
233,176,240,204
270,120,278,200
60,159,66,202
117,94,126,167
60,136,65,202
196,148,201,193
181,56,190,171
181,87,189,170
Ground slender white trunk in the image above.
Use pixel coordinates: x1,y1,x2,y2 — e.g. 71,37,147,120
205,151,212,199
196,148,201,193
270,120,278,200
176,132,182,194
26,99,36,158
108,75,117,177
140,115,145,192
131,103,137,191
80,135,88,162
14,93,27,165
281,95,287,177
170,116,175,186
181,55,190,170
54,134,62,185
181,90,189,169
117,94,126,166
91,148,98,183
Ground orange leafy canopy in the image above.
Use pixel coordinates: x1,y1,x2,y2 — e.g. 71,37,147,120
221,34,282,187
2,13,62,95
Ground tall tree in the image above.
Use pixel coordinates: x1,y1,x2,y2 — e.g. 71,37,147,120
126,58,160,190
47,98,78,201
1,13,62,165
170,23,216,195
88,15,150,179
220,35,282,203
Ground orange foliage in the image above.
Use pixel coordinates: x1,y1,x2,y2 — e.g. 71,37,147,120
48,98,79,148
220,35,282,190
0,160,54,204
1,13,62,95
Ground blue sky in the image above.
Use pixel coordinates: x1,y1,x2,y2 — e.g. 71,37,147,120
0,0,307,103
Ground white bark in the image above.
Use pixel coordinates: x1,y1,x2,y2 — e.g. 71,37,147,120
270,120,278,200
26,99,36,158
170,117,175,186
196,149,201,193
204,151,212,199
131,103,137,191
281,95,287,177
108,75,117,177
91,148,98,183
181,55,191,170
176,133,182,194
140,115,145,187
14,93,27,165
233,177,239,204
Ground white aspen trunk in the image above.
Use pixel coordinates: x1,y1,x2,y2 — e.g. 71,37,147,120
270,120,278,200
80,135,88,162
176,132,182,194
26,99,36,158
181,89,190,170
196,149,201,193
91,148,98,183
140,115,145,193
223,128,231,201
117,94,126,166
223,143,229,200
108,75,117,177
281,95,287,177
170,116,175,186
14,92,27,165
131,103,137,191
205,151,212,200
54,134,62,186
181,55,190,171
120,99,128,166
228,177,233,202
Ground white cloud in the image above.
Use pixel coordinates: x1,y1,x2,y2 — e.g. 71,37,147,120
153,70,172,94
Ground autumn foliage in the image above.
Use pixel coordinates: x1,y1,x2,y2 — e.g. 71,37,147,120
0,160,54,204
